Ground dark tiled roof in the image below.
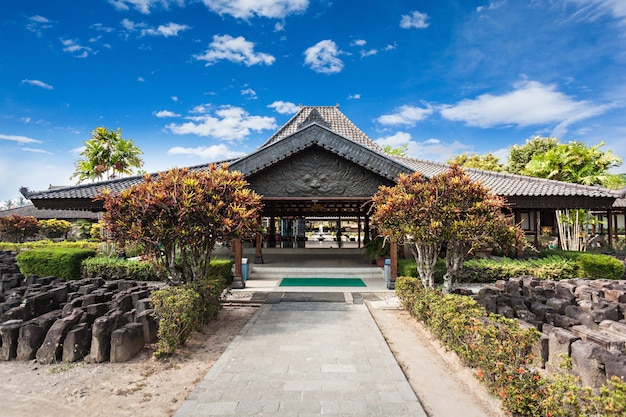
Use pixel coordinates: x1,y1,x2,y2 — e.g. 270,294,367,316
391,155,621,199
0,205,99,220
22,106,623,211
261,105,383,151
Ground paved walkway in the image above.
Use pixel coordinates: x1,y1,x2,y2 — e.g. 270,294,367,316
174,297,426,417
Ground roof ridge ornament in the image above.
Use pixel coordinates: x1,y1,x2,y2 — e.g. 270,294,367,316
297,107,331,130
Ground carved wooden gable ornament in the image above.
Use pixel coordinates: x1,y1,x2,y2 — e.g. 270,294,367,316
230,123,411,199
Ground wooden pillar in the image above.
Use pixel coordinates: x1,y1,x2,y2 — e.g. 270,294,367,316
336,215,342,248
534,210,541,247
268,216,276,248
389,241,398,289
357,213,362,249
254,231,264,264
231,238,245,289
607,209,613,249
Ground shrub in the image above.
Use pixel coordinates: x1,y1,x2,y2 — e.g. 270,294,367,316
395,275,626,416
39,219,72,239
548,250,625,280
0,240,100,253
208,259,234,286
150,286,200,357
17,248,97,280
397,258,445,284
188,277,224,324
0,215,40,243
461,255,577,282
82,256,166,281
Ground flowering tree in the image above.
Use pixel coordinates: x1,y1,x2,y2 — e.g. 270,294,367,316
101,164,263,283
372,165,525,290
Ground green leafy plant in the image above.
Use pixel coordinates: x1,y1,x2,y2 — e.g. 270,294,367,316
82,256,166,281
395,275,626,416
151,286,201,357
101,163,262,284
0,215,40,243
39,219,72,239
17,248,97,280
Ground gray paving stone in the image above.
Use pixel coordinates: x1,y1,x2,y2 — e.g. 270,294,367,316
173,302,427,417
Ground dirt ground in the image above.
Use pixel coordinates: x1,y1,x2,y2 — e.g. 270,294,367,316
0,303,505,417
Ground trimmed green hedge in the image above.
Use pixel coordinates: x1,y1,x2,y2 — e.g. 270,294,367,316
545,250,625,280
208,259,234,286
0,239,100,253
81,256,233,283
17,248,97,280
397,258,446,284
82,256,167,281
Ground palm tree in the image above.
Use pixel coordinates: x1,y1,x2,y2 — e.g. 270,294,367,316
71,127,143,183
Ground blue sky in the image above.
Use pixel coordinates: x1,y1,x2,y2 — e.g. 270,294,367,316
2,0,626,203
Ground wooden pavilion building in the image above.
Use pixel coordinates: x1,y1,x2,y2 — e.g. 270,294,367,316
21,105,626,288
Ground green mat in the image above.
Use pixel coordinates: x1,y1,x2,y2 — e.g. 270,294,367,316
279,278,366,287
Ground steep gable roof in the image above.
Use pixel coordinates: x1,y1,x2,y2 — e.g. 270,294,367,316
261,105,383,151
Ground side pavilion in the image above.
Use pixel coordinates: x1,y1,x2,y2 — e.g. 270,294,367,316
22,105,626,288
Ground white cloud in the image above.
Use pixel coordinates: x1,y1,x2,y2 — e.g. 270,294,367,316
121,18,137,31
439,80,610,131
108,0,184,14
360,49,377,58
375,131,412,147
375,132,470,163
91,23,115,33
406,139,471,162
166,105,277,140
376,104,434,126
568,0,626,26
138,76,145,82
304,40,343,74
241,88,257,99
201,0,309,19
351,39,366,46
142,22,190,37
22,148,53,155
167,144,245,160
171,96,179,102
347,94,361,100
0,134,42,144
400,10,430,29
26,15,54,35
268,101,300,114
194,35,275,66
384,43,397,51
274,22,285,31
21,79,53,90
59,38,92,58
477,2,504,13
154,110,181,118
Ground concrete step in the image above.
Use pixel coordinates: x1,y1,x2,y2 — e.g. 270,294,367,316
249,266,383,280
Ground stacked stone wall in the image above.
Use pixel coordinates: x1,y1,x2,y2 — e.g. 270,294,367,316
0,250,158,364
475,275,626,388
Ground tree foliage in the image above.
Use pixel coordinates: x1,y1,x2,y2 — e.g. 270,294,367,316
508,136,559,175
39,219,72,239
101,164,263,283
382,144,408,157
522,141,623,187
371,165,525,290
71,126,144,183
0,215,41,243
447,152,506,172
